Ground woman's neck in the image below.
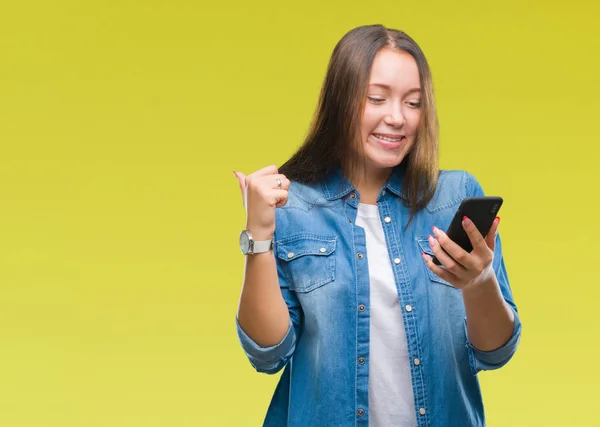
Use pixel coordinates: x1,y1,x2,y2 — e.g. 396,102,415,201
353,167,393,205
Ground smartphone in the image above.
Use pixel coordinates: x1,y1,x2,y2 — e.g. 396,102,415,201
432,196,503,266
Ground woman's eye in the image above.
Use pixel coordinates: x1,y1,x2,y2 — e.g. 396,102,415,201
368,97,385,103
407,101,421,108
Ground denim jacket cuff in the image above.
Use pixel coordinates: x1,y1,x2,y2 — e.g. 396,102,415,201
236,317,296,373
465,306,522,374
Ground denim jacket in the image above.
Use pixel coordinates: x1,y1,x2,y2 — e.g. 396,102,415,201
236,165,522,427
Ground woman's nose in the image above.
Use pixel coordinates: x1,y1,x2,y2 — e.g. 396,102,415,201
383,111,404,127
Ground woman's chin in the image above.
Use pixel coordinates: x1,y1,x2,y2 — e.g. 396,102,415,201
364,141,411,168
367,153,407,170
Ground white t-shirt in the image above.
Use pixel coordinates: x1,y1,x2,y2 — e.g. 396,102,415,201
355,203,418,427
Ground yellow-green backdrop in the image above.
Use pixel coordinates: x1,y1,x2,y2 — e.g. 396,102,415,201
1,1,598,426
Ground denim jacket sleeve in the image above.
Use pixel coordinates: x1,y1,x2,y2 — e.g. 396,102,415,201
236,244,304,375
463,172,523,374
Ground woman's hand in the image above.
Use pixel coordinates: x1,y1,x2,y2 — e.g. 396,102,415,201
422,216,500,290
233,165,290,239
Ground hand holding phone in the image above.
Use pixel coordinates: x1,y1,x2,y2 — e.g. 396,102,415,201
432,196,503,265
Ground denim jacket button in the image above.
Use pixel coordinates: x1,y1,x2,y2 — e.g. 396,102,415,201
356,253,364,259
405,305,413,312
358,357,365,365
358,304,365,312
419,408,426,415
357,409,365,417
384,216,391,223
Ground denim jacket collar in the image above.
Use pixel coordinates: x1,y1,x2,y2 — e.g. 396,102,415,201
320,162,406,201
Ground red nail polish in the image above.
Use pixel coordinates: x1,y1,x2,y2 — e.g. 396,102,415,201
232,170,237,177
496,216,500,223
463,216,467,221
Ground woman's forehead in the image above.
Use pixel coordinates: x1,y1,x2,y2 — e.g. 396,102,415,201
368,49,420,92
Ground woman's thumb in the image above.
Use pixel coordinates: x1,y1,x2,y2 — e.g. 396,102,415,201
232,171,247,207
232,171,246,187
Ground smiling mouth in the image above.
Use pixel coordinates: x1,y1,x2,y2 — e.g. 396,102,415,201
372,133,405,143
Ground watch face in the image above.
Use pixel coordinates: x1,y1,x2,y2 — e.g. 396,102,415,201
239,231,251,254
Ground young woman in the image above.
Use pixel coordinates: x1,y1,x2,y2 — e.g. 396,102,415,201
233,24,521,427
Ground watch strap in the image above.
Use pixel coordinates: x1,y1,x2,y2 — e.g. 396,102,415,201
252,236,273,253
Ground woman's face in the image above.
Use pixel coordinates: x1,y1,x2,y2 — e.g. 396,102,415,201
359,47,422,174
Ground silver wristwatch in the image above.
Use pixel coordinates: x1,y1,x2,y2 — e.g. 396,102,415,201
239,230,274,255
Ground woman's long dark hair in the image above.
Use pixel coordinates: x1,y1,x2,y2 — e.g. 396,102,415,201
279,24,439,223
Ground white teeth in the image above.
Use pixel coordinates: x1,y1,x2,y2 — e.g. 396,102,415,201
374,134,403,142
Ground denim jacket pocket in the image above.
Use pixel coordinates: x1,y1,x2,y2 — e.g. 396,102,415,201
276,235,337,293
416,237,457,289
